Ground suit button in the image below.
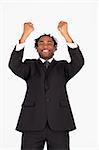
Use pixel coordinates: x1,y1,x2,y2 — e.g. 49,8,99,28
45,83,49,91
46,98,50,102
45,86,49,91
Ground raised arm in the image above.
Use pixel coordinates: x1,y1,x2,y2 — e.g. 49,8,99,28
8,22,34,80
57,21,84,81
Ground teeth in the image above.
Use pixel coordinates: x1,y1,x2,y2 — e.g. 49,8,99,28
43,49,49,52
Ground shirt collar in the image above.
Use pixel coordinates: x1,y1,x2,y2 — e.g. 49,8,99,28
39,57,53,63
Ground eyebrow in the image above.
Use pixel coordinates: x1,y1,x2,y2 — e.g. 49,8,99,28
38,40,53,42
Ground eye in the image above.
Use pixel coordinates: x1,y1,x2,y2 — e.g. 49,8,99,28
48,41,54,45
38,41,44,45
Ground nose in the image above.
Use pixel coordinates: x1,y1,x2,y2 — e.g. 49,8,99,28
43,45,48,49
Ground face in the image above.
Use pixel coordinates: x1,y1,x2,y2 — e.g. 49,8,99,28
36,36,56,60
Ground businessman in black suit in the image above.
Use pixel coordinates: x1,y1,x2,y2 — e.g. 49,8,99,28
9,21,84,150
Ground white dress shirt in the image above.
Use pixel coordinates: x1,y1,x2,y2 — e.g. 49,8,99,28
39,57,53,63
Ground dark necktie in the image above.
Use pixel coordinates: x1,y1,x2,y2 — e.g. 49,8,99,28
44,60,50,69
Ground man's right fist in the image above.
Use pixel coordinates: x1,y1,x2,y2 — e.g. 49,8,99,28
23,22,34,35
19,22,34,43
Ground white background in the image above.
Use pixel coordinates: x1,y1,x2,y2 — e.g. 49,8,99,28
0,1,98,150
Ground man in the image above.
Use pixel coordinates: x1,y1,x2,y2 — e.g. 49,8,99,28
8,21,84,150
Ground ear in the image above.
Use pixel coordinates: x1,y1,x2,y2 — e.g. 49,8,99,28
35,47,38,51
54,45,57,51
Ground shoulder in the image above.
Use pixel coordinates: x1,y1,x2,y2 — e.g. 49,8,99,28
55,60,69,70
24,59,37,63
56,60,68,65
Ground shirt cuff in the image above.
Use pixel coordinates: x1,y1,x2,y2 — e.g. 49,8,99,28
15,42,25,51
67,42,78,48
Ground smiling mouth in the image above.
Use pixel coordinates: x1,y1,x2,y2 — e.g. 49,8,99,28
42,49,50,53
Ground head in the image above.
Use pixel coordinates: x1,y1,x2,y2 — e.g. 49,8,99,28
34,34,58,60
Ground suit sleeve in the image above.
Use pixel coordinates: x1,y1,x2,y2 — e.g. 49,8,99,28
8,45,30,80
64,45,85,81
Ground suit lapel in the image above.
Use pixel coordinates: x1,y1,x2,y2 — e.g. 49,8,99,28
36,58,57,76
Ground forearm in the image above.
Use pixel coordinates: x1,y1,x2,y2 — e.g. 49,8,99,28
63,33,73,43
19,34,27,43
64,46,85,81
8,46,30,80
8,46,24,71
68,45,84,73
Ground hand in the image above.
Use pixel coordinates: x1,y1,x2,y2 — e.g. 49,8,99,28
57,21,68,37
23,22,34,35
57,21,73,43
19,22,34,43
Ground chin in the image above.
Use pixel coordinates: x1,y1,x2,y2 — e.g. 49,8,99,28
39,53,54,59
41,55,50,59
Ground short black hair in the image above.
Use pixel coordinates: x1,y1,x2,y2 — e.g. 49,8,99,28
34,34,58,50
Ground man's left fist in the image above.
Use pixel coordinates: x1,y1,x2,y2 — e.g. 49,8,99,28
57,21,68,37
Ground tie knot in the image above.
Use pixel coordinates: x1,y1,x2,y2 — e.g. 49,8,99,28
44,60,50,69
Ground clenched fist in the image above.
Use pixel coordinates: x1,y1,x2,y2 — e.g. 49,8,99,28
57,21,68,37
58,21,73,43
23,22,34,35
19,22,34,43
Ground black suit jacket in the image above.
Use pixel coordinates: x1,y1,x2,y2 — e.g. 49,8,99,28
8,45,84,132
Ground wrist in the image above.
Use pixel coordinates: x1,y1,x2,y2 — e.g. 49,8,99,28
19,39,26,44
19,34,27,43
63,33,73,43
